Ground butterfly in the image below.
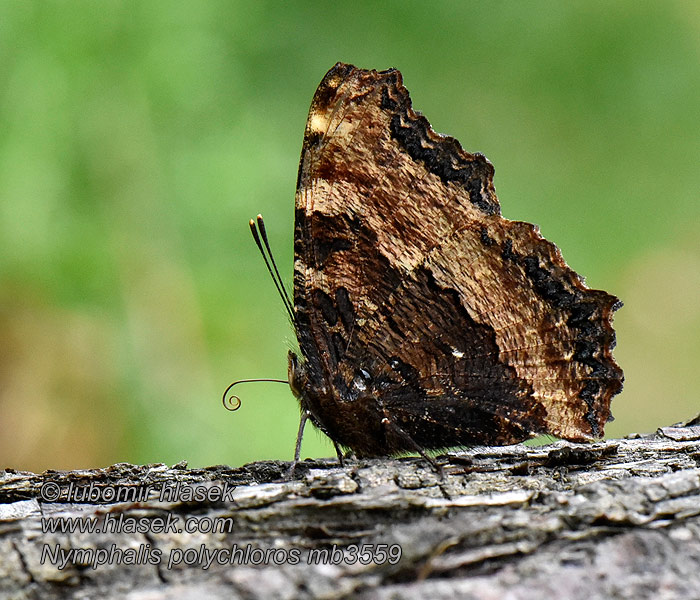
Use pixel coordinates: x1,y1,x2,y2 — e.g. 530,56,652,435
227,63,623,466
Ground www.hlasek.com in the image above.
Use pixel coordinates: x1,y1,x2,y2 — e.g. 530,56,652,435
41,543,403,570
41,511,233,535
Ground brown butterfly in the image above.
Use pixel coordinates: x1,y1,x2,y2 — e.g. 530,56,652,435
226,63,623,466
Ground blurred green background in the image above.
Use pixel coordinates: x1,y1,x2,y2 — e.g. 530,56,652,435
1,1,698,472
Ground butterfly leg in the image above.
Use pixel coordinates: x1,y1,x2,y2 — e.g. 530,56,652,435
293,410,310,462
333,441,346,467
287,410,311,477
380,417,444,477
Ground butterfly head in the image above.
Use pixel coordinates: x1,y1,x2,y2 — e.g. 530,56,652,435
287,350,332,421
287,350,307,400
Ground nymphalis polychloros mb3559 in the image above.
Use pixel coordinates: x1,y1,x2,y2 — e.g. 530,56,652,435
227,63,623,465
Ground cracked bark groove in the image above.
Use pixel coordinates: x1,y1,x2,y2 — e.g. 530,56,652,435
2,417,700,600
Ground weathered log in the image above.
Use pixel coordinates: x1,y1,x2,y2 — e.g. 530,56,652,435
2,417,699,599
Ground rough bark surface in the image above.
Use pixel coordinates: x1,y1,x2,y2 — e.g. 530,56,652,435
2,417,700,600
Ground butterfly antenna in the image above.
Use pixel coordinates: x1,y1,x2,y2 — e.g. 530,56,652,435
249,215,296,324
255,215,294,310
222,378,289,411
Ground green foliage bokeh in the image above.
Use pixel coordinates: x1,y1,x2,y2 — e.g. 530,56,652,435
1,1,698,470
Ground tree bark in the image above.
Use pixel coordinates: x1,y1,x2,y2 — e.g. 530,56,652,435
2,417,700,599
